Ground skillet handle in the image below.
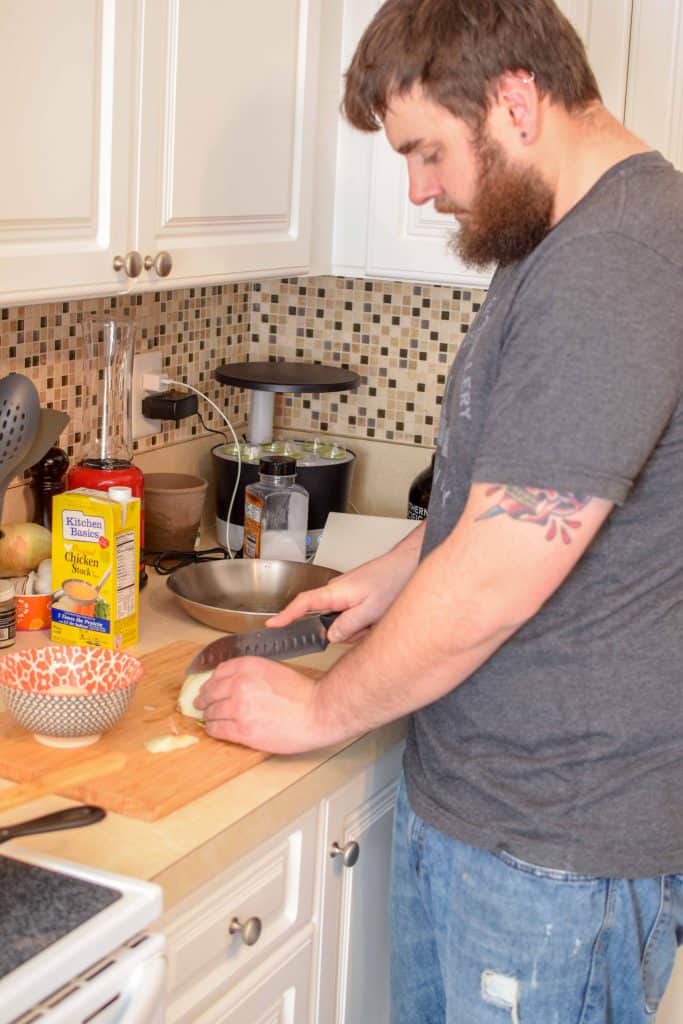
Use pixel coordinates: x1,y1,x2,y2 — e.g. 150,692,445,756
0,805,106,844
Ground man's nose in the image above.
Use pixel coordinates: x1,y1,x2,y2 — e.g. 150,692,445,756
407,164,442,206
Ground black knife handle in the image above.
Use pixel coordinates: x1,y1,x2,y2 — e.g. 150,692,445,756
0,805,106,844
319,611,341,633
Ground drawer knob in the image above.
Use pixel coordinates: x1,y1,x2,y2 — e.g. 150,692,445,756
330,839,360,868
229,915,262,946
143,250,173,277
112,251,143,278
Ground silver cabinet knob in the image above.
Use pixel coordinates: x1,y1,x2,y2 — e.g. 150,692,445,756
143,251,173,277
330,839,360,868
229,915,262,946
112,251,143,277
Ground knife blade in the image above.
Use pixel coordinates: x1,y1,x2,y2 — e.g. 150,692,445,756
185,611,340,675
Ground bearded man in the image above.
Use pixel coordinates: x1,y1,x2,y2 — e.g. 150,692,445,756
197,2,683,1020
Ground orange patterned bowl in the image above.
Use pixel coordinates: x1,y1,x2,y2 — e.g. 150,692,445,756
0,645,144,748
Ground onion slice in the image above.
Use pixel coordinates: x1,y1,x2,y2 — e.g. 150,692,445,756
177,671,212,722
145,734,200,754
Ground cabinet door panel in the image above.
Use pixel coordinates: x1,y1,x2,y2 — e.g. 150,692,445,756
184,937,313,1024
366,131,493,288
163,806,317,1023
362,0,630,287
315,742,405,1024
332,0,636,286
137,0,321,288
328,0,376,276
556,0,633,119
169,5,295,221
0,0,135,304
624,0,683,169
332,0,491,287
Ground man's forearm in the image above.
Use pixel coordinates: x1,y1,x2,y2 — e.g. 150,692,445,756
313,535,520,743
312,481,612,746
198,483,611,755
380,518,426,583
386,518,426,567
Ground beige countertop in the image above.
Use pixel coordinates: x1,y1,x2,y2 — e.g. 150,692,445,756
1,568,406,910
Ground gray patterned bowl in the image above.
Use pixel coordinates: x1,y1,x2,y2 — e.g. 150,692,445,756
0,645,144,747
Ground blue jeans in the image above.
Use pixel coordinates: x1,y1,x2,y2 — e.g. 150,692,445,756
390,774,683,1023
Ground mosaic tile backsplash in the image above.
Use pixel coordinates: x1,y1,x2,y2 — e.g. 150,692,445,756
0,275,485,464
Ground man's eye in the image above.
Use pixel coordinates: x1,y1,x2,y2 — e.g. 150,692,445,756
422,151,440,165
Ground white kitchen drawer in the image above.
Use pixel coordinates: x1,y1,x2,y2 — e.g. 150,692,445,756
163,805,318,1023
189,934,314,1024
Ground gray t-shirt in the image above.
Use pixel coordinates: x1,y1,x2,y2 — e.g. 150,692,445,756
404,152,683,877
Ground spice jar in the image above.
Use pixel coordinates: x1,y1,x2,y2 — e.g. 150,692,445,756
243,456,309,561
0,580,16,649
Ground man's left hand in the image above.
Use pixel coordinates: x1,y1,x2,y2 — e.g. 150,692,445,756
194,657,334,754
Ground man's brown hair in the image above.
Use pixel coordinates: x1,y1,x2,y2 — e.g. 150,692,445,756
343,0,601,131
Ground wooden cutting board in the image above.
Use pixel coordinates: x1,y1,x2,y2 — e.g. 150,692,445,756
0,641,320,821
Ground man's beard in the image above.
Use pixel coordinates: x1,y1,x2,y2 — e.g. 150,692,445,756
439,133,555,269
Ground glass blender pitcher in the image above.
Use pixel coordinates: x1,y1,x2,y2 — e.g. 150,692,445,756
66,316,146,583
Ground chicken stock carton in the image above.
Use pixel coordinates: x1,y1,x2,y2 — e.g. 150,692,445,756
51,488,140,649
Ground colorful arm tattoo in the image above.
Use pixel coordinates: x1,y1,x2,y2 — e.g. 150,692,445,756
476,485,592,543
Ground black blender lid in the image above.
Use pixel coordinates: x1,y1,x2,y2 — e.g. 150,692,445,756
259,454,296,475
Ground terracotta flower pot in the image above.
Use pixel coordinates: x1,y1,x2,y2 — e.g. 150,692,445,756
143,473,208,554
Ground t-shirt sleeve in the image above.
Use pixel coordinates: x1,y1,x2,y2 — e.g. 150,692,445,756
472,233,683,503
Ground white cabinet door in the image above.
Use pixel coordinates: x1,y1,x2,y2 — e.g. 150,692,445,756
363,0,636,287
135,0,322,291
623,0,683,169
0,0,138,306
329,0,490,287
314,742,404,1024
365,131,493,288
555,0,633,120
326,0,375,277
327,0,641,288
163,806,317,1024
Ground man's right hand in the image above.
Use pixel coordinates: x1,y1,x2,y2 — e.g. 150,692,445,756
266,521,426,644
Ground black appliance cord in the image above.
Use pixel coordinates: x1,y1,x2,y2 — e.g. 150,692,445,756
149,546,232,575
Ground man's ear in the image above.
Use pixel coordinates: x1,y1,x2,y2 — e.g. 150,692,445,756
492,69,539,145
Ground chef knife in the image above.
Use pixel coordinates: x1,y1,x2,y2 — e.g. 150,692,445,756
185,611,340,675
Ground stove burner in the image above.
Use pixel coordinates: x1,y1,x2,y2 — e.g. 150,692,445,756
0,858,121,979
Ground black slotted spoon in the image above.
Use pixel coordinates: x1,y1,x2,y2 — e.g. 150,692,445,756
0,373,41,520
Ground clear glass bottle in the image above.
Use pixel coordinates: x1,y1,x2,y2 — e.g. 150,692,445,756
67,317,147,586
243,456,309,561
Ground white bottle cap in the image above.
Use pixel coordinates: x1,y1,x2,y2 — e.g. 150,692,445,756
108,485,132,526
108,486,133,503
0,580,16,602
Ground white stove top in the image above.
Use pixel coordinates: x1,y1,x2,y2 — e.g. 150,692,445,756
0,847,162,1024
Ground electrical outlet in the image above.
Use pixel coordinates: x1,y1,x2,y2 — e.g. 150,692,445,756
132,351,163,439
